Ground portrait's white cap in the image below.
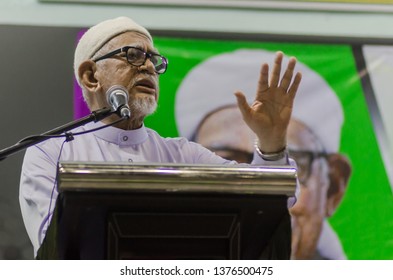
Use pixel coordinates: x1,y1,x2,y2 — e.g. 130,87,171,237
74,16,152,85
175,49,344,153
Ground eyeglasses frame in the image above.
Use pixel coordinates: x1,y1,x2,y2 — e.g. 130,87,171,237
92,46,168,74
288,149,329,184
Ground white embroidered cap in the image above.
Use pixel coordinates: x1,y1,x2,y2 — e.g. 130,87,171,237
73,16,152,85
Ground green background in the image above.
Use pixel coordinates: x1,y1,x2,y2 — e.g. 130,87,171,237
145,37,393,259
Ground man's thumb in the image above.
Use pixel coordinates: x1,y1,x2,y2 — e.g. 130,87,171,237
234,91,251,119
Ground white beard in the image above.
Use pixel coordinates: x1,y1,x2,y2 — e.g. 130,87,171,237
129,95,157,118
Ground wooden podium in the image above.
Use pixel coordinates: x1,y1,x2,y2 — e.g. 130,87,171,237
37,162,296,260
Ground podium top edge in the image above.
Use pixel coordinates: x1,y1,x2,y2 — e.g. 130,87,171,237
57,161,297,197
58,161,296,173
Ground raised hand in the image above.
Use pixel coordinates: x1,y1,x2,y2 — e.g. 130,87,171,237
235,51,302,153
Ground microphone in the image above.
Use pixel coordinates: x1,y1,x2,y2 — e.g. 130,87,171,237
106,85,131,119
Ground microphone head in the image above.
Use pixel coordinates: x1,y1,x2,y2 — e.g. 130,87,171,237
106,85,128,109
106,85,131,118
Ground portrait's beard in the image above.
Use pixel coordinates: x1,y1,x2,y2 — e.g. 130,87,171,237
129,95,157,118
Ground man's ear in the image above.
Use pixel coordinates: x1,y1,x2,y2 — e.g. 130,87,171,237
78,60,99,92
326,153,352,216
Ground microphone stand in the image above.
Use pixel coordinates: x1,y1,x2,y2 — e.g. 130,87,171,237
0,107,115,161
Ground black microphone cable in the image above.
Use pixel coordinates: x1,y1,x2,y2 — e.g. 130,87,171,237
17,116,128,144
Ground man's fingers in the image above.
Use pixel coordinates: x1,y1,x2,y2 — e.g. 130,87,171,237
234,91,251,120
257,63,269,94
269,51,283,88
279,57,296,91
288,72,302,97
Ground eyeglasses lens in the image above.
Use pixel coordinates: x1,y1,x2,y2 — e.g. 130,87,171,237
152,56,167,74
126,48,145,66
126,48,167,74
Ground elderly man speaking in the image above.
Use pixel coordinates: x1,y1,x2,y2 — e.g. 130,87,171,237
19,16,301,258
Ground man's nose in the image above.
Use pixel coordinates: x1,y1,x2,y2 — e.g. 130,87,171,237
139,58,155,74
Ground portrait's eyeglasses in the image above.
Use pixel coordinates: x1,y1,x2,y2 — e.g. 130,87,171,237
93,46,168,74
207,147,254,164
207,146,329,185
288,149,328,184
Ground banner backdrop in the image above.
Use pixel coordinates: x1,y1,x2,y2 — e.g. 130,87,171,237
74,36,393,259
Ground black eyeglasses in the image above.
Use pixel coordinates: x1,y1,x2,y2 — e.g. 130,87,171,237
93,46,168,74
288,149,328,184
